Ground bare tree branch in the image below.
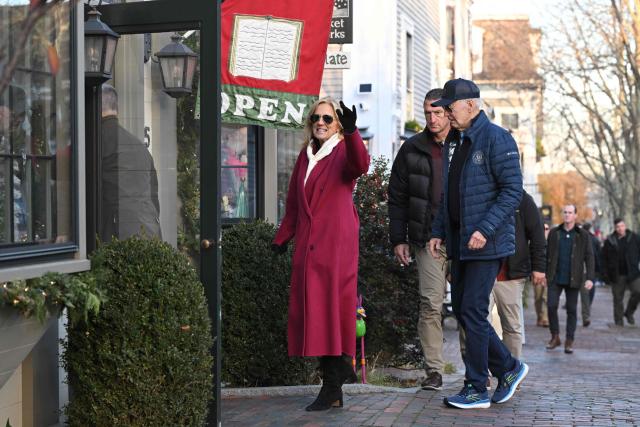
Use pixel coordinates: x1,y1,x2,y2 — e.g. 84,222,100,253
0,0,80,98
543,0,640,227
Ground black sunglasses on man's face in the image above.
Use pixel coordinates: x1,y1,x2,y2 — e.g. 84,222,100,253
444,100,462,113
310,114,334,125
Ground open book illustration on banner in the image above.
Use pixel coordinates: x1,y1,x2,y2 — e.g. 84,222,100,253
229,14,303,83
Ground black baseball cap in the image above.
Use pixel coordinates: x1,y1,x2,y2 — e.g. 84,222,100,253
431,78,480,107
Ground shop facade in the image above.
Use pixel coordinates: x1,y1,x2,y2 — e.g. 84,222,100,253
0,0,327,425
0,0,226,424
1,0,447,425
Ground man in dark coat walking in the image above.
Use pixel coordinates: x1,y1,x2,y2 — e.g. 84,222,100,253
429,78,527,409
579,222,602,327
389,88,450,390
545,205,594,353
602,218,640,326
101,84,161,241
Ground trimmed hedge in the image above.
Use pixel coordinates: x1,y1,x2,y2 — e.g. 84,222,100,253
62,237,213,426
221,221,314,386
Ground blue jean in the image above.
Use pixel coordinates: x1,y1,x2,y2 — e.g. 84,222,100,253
450,232,516,392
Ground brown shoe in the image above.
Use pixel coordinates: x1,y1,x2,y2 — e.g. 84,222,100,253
421,372,442,390
546,334,561,350
564,339,574,354
540,320,549,327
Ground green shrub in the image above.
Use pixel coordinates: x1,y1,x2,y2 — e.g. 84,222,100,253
62,237,213,426
0,272,105,324
221,221,315,386
354,157,422,366
404,119,423,132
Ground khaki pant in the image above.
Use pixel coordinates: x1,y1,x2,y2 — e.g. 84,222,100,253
414,243,447,375
580,285,593,323
489,278,526,359
534,284,548,323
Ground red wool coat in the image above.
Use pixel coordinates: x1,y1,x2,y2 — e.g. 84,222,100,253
273,130,370,357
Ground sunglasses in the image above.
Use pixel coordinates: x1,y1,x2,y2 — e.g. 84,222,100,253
444,101,458,113
310,114,334,124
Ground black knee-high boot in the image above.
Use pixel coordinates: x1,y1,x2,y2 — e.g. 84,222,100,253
305,357,343,411
336,354,357,385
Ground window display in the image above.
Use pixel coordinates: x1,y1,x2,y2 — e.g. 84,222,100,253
221,125,256,219
0,2,73,252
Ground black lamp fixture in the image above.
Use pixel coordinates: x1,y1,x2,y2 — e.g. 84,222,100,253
154,34,198,98
84,8,120,85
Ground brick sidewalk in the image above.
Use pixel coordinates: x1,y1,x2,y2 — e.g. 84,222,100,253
222,285,640,426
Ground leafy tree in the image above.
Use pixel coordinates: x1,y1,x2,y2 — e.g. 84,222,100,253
538,171,593,224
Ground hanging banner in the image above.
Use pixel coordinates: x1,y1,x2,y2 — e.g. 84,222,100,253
221,0,334,129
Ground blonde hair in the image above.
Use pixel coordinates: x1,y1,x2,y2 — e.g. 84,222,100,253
303,96,343,147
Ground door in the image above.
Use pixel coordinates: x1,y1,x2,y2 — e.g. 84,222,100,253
87,1,221,425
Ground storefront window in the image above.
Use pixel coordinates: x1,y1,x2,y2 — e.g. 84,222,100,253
276,129,304,222
221,125,257,219
0,2,74,257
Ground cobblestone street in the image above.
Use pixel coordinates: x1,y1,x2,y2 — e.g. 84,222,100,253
222,284,640,426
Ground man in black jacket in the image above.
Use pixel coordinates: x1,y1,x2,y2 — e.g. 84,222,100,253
602,218,640,326
579,223,602,327
546,205,595,354
490,191,546,359
101,84,162,241
388,88,450,390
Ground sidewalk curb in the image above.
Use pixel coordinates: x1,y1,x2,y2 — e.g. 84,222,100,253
222,383,418,398
222,374,466,399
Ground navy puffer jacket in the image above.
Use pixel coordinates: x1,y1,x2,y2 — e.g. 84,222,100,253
432,111,522,260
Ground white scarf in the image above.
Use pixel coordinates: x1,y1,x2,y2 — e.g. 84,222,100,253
304,133,342,185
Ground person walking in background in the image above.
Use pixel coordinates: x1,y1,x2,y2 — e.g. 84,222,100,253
429,78,527,409
101,84,161,241
534,223,551,327
388,88,450,391
489,191,546,359
545,205,595,354
602,218,640,326
272,98,369,412
580,222,602,327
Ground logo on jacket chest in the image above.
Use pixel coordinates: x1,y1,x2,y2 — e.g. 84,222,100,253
472,150,484,165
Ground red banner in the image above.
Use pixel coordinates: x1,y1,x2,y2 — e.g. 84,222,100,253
221,0,334,129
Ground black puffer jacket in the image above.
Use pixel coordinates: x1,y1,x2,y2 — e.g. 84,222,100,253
505,191,546,279
388,131,442,247
602,231,640,283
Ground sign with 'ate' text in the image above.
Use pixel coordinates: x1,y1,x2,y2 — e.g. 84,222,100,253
221,0,334,129
325,51,351,69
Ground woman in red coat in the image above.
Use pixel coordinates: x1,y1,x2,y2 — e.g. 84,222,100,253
272,97,369,411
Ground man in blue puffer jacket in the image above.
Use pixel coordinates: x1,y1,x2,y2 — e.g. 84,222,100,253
429,78,527,409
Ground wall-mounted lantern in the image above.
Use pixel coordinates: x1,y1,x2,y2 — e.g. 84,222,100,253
154,34,198,98
84,9,120,85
